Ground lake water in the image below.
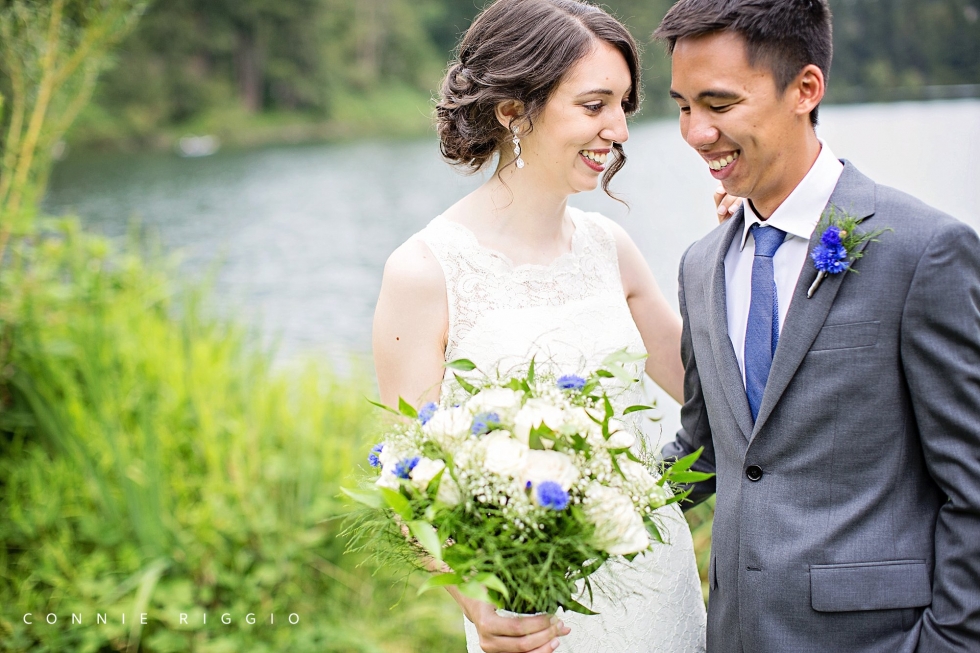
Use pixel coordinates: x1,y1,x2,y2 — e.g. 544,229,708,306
44,100,980,438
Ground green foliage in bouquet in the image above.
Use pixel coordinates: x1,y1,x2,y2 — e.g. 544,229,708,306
343,354,711,616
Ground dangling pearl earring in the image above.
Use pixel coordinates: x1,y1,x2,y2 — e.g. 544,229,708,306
511,125,526,169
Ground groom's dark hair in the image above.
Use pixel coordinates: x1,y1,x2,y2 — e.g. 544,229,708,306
654,0,832,125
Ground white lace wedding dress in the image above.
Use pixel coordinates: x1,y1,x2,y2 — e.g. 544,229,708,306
414,207,707,653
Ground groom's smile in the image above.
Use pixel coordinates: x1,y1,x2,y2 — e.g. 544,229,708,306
668,30,825,218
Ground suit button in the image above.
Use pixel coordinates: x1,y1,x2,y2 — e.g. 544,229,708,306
746,465,763,482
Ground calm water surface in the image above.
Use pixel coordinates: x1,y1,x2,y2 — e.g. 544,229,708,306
44,100,980,436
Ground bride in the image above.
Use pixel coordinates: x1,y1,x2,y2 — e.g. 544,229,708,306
373,1,728,651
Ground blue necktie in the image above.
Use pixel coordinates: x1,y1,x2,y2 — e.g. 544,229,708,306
745,224,786,422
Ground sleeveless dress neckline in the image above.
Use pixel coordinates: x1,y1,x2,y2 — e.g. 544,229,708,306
430,210,583,272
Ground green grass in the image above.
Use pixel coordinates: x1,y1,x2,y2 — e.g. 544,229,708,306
0,220,464,652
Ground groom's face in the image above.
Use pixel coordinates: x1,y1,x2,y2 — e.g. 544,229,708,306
669,31,805,210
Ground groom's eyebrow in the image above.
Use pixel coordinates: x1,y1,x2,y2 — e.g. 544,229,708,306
669,89,740,102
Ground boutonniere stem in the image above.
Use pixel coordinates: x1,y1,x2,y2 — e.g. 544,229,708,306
807,207,891,299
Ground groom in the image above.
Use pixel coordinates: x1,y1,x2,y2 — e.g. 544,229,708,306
656,1,980,651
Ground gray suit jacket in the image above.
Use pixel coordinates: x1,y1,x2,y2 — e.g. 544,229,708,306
664,162,980,652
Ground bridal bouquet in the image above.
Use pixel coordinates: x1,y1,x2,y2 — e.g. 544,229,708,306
342,353,709,615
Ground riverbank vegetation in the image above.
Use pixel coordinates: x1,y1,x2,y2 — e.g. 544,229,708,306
0,2,464,651
62,0,980,151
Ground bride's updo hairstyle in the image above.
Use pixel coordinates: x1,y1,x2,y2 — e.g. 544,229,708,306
436,0,640,197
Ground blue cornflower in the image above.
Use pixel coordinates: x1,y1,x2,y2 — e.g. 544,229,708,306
811,242,850,274
557,375,586,391
471,412,501,436
394,456,420,479
536,481,570,511
820,225,843,248
367,443,384,468
418,402,438,425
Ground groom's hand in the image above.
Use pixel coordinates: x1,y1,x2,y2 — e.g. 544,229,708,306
714,184,742,223
459,596,570,652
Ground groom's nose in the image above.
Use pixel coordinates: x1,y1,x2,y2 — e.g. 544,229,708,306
683,109,720,150
599,104,629,144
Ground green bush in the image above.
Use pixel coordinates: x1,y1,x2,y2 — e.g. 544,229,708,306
0,220,464,652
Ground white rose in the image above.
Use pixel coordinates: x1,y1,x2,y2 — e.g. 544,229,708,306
436,475,462,507
410,457,446,491
467,388,522,419
481,431,529,478
513,399,566,445
423,405,472,448
521,450,579,491
584,484,650,555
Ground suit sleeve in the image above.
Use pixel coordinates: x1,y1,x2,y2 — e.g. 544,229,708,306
661,245,717,508
901,221,980,651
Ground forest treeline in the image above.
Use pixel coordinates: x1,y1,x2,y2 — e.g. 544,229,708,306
71,0,980,148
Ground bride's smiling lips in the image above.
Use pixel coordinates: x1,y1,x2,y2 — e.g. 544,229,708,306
579,148,610,172
703,149,740,180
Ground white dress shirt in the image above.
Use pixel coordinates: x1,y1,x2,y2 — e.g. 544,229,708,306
725,141,844,385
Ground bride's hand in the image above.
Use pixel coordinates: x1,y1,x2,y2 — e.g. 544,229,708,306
452,592,570,653
714,184,743,223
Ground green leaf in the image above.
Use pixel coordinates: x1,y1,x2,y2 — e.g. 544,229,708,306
417,572,463,596
379,487,412,521
561,596,598,615
445,358,477,371
475,573,510,600
527,357,535,385
666,470,715,484
408,520,443,561
365,397,400,415
601,349,648,366
458,581,494,606
645,519,664,544
340,486,383,509
594,369,614,378
623,404,655,415
454,373,478,395
668,446,704,474
605,363,637,385
398,397,418,419
443,543,475,568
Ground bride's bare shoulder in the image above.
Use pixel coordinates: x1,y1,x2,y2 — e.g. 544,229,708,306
380,235,446,302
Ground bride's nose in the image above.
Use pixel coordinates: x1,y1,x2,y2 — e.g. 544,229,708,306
599,104,629,144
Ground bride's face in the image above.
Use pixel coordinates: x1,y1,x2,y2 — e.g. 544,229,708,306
517,40,631,195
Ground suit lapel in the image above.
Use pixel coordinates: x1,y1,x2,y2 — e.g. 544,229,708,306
704,206,755,441
750,162,877,437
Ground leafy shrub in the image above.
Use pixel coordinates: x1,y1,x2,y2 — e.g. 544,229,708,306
0,220,464,652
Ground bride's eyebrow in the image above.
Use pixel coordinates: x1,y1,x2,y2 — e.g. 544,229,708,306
575,87,632,98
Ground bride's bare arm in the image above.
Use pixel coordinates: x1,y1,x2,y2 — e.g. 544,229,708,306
374,239,569,653
608,222,685,404
373,239,449,407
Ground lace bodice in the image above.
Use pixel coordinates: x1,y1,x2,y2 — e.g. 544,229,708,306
413,207,706,653
417,208,647,402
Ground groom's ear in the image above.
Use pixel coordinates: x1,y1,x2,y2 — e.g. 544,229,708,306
790,64,826,121
495,100,527,133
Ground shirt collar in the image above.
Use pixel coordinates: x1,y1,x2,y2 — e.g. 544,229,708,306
739,140,845,250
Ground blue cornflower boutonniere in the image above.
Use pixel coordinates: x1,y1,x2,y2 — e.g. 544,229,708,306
807,207,891,298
